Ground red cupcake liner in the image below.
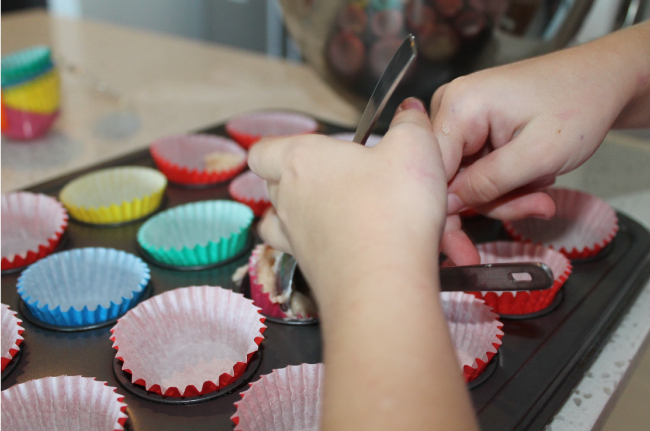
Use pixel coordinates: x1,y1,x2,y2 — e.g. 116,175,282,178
111,286,266,397
229,171,271,217
249,244,288,319
504,188,619,259
2,192,68,271
1,303,24,371
225,111,319,149
150,134,247,186
468,241,573,315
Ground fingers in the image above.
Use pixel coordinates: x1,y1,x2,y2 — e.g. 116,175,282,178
258,208,293,254
440,215,480,266
390,97,434,131
475,191,556,221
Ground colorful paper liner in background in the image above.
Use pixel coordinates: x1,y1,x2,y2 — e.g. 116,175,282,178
150,134,248,186
225,111,319,149
0,376,129,431
137,200,254,267
17,248,150,327
1,192,68,271
59,166,167,225
504,188,619,259
229,171,272,217
249,244,288,320
1,304,24,371
469,242,573,315
111,286,266,397
232,363,324,431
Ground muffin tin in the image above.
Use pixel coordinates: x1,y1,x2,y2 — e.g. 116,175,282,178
2,118,650,431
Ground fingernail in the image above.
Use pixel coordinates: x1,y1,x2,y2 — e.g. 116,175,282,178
447,193,466,215
396,97,427,114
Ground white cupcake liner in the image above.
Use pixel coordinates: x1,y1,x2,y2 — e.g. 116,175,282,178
1,303,24,371
232,363,324,431
226,111,318,149
1,375,129,431
111,285,266,397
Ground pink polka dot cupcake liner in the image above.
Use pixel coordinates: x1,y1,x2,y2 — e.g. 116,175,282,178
226,111,318,149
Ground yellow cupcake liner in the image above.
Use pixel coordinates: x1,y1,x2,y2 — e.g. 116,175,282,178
2,69,60,114
60,167,167,225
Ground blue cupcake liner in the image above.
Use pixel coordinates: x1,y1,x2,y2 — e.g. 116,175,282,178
17,248,150,327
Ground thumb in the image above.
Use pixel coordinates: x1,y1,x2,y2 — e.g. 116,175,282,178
390,97,432,130
380,97,438,153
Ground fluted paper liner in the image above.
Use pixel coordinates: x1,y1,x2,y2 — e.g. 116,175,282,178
137,200,254,267
229,171,271,217
59,166,167,225
441,292,504,382
249,244,288,319
1,304,24,371
1,104,59,140
226,111,318,149
504,188,619,259
329,132,382,147
231,363,323,431
150,134,247,185
111,286,266,397
467,241,573,315
2,69,60,114
1,375,128,431
17,248,150,327
2,192,68,270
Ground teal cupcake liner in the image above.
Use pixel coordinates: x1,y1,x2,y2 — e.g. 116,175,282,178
137,200,254,267
1,46,54,89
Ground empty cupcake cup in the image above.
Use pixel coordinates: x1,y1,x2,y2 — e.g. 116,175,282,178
226,111,318,149
229,171,271,217
1,304,24,371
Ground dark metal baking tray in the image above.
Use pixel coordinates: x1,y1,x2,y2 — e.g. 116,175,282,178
2,120,650,431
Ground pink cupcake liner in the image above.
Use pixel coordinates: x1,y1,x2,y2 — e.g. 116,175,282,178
468,241,573,315
231,363,323,431
2,192,68,271
441,292,504,382
329,132,383,148
111,285,266,397
504,188,619,259
229,171,271,217
1,104,59,141
1,375,128,431
226,111,319,149
1,303,24,371
150,134,247,186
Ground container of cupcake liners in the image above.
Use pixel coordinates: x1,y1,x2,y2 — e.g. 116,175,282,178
468,241,573,315
1,304,24,372
137,200,254,268
329,132,383,147
441,291,504,382
229,171,271,217
150,134,247,186
232,363,323,431
1,103,60,140
2,192,68,271
59,166,167,225
17,247,150,327
111,285,266,397
225,111,319,149
1,375,129,431
504,188,619,259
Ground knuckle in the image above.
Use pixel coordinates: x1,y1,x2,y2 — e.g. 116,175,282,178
466,170,501,204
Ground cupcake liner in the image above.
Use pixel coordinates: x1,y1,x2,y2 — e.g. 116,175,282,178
226,111,319,149
2,192,68,271
1,304,24,371
137,200,254,267
232,363,324,431
441,292,504,382
17,248,150,327
1,46,53,89
59,166,167,225
504,188,619,259
1,375,128,431
468,241,573,315
111,285,266,397
2,68,60,114
150,134,247,186
329,132,383,148
229,171,271,217
1,104,59,141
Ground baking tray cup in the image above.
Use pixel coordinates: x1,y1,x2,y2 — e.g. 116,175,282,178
1,45,53,89
17,247,150,328
228,171,271,217
231,363,323,431
1,304,24,372
1,192,68,271
137,200,254,267
2,68,60,114
225,111,319,149
59,166,167,225
468,241,573,315
1,375,129,431
441,291,504,382
110,285,266,398
1,104,59,141
150,134,247,186
329,132,383,147
504,188,619,259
